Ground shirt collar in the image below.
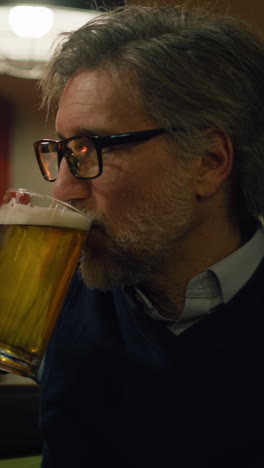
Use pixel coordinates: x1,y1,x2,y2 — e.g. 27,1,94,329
124,225,264,334
209,226,264,303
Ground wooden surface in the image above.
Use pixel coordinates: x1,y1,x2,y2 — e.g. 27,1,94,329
0,456,41,468
0,373,37,386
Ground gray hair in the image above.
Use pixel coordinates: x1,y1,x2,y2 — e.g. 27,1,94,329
40,4,264,220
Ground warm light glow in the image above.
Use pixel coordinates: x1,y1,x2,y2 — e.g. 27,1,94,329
9,5,54,38
1,5,100,78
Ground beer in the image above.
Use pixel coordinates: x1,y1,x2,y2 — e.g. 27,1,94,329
0,190,90,379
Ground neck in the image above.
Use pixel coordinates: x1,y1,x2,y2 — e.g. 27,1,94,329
140,215,244,320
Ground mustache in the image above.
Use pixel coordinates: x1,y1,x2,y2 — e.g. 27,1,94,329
68,201,109,233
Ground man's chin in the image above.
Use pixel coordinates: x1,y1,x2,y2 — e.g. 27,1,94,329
79,245,149,291
79,231,156,290
79,255,121,291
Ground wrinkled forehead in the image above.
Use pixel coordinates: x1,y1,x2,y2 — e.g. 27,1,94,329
59,64,141,107
55,67,156,137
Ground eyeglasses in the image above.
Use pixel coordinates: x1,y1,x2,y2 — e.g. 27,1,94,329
33,128,168,182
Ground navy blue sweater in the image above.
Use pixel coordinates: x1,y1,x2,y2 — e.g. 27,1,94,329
40,260,264,467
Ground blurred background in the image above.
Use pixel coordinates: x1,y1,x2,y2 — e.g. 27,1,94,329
0,0,124,201
1,0,264,202
0,0,264,462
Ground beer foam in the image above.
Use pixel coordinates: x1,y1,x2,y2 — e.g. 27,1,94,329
0,201,91,231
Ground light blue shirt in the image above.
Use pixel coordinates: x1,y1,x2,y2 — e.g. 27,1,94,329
135,226,264,335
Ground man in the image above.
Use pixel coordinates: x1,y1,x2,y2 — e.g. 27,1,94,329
34,4,264,467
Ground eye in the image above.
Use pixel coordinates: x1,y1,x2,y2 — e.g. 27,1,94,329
102,143,133,158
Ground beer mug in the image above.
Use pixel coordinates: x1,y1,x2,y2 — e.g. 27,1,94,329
0,188,90,380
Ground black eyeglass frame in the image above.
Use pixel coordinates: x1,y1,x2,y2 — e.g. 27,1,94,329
33,128,169,182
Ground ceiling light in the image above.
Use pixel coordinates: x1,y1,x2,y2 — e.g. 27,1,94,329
0,5,100,79
9,6,54,39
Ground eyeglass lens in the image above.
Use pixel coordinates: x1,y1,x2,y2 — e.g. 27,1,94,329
37,141,59,180
36,137,100,180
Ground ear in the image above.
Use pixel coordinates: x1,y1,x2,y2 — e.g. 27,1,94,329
195,129,234,199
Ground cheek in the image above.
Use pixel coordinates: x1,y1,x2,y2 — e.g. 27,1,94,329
90,177,138,218
90,151,179,218
90,161,143,206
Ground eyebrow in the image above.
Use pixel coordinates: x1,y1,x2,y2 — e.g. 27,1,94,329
56,128,115,140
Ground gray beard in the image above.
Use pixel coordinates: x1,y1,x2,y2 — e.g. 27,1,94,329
79,223,172,291
75,168,193,291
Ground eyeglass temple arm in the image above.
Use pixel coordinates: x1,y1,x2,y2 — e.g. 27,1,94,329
97,129,168,148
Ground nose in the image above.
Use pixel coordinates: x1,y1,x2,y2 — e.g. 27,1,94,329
52,158,92,202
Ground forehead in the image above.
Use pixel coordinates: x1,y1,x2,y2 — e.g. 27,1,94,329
55,68,153,136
